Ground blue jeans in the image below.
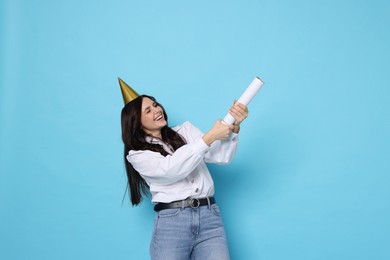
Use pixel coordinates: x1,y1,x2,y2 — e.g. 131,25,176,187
150,204,230,260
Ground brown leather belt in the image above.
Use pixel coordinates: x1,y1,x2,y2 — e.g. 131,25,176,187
154,197,216,212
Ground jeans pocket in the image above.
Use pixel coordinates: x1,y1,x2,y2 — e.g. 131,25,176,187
211,204,221,216
154,209,182,236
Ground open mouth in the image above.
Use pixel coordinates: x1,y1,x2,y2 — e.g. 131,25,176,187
154,113,163,121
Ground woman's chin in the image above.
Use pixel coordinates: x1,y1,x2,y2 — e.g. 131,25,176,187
157,120,167,127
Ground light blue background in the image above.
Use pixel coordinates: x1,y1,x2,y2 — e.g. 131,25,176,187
1,0,389,259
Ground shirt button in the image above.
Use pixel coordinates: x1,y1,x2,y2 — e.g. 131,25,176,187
191,179,195,184
195,188,199,193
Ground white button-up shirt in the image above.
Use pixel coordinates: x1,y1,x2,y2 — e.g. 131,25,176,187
127,121,239,203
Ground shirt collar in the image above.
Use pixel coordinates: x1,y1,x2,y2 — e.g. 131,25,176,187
145,136,174,154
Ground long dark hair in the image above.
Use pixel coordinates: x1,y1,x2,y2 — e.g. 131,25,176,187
121,95,186,206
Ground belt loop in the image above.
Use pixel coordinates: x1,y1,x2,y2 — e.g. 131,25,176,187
206,197,210,209
181,200,185,209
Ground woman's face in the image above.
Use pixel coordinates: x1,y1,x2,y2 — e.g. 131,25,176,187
140,97,167,138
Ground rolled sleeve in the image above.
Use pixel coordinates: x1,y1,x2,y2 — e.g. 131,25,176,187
177,121,239,165
205,134,239,164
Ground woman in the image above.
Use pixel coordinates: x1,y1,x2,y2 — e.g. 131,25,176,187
121,94,248,260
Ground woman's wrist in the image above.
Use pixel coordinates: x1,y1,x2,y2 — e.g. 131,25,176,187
202,132,215,146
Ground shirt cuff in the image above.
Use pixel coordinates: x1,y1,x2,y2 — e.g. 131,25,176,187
194,137,211,154
228,132,239,141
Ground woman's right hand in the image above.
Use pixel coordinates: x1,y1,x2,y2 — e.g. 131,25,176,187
202,120,234,146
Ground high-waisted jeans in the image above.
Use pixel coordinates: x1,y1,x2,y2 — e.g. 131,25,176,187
150,204,230,260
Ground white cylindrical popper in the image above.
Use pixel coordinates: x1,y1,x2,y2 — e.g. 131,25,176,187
222,76,264,125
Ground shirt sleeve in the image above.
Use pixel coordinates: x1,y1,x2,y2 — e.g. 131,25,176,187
181,121,239,165
205,135,239,164
127,139,210,185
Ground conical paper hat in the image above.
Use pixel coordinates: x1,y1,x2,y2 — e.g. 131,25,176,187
118,77,139,105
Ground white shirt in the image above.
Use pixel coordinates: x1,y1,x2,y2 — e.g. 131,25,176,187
127,121,239,203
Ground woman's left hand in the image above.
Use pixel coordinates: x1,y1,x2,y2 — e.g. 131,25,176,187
229,101,249,126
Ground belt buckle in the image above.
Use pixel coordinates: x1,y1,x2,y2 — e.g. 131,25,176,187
189,198,200,208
